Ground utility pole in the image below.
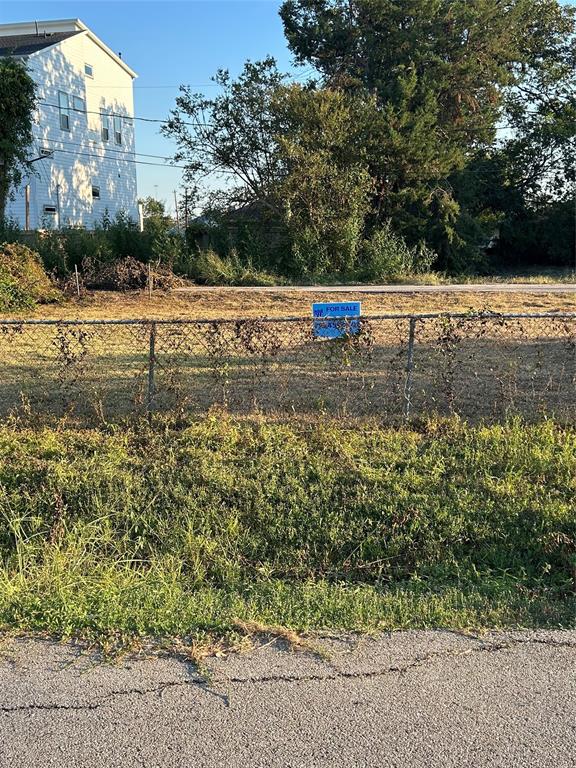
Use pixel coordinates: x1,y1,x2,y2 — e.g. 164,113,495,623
55,183,61,230
173,189,180,230
184,188,189,230
25,185,30,230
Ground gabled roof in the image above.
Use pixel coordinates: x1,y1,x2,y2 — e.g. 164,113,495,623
0,19,137,79
0,31,81,56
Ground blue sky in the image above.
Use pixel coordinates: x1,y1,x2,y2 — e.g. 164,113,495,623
1,1,299,213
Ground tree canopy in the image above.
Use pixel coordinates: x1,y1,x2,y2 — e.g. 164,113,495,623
0,58,36,221
280,0,576,264
162,58,287,215
164,1,576,277
162,59,376,274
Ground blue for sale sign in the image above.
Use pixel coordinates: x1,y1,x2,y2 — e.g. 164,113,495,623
312,301,362,339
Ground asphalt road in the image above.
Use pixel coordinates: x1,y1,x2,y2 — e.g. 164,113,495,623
174,282,576,294
1,630,575,767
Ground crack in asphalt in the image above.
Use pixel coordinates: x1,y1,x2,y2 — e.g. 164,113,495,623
222,643,501,686
0,678,214,715
1,635,573,715
217,637,576,686
0,701,101,713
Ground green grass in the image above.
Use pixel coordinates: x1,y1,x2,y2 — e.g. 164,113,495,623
0,417,574,647
291,266,576,286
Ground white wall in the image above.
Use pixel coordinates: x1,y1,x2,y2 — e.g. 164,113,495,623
5,30,138,229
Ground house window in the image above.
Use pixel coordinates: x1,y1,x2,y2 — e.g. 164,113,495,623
58,91,70,131
85,63,93,77
101,112,110,142
39,148,52,157
73,96,85,113
43,205,57,214
92,186,101,200
114,115,122,145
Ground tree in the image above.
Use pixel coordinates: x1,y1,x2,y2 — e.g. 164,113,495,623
139,196,174,230
163,60,375,275
162,58,287,215
137,196,183,265
0,58,36,220
500,2,576,206
274,84,373,274
447,3,576,270
163,0,574,274
280,0,576,266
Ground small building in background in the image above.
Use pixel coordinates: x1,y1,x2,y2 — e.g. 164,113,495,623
0,18,138,229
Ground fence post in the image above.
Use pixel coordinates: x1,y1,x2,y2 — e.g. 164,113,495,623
403,317,417,420
147,321,157,421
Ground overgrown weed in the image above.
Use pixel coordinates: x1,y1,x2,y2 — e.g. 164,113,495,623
0,417,574,649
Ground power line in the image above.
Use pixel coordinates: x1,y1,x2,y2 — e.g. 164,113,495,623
37,101,217,129
41,137,176,162
38,101,172,125
37,100,525,139
86,72,317,89
46,145,566,180
89,84,220,89
38,100,521,138
48,146,187,169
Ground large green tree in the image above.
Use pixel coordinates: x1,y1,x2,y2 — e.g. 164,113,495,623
0,58,36,220
163,59,375,275
447,4,576,270
280,0,576,265
274,84,373,274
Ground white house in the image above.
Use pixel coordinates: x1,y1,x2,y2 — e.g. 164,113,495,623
0,18,139,229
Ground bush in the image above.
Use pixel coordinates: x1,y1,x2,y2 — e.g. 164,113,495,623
191,248,280,286
0,272,36,311
360,224,436,281
28,227,113,275
0,242,61,311
23,212,184,278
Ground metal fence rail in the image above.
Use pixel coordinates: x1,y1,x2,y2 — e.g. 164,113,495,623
0,312,574,424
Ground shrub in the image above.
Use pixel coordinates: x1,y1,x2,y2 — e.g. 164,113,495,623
0,242,61,311
360,224,436,281
191,248,280,286
0,272,36,311
28,227,113,275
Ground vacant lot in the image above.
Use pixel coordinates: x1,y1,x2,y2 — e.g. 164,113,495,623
1,293,574,424
22,287,576,320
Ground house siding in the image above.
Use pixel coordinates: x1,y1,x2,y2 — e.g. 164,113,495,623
4,29,138,229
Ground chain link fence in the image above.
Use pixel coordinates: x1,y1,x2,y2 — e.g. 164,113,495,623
0,312,574,424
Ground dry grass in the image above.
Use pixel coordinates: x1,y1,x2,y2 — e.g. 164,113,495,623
0,313,573,425
1,288,573,425
232,619,329,658
20,287,576,321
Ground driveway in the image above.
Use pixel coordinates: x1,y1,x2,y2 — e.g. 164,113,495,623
1,630,575,767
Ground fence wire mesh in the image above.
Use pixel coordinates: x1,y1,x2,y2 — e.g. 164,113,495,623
0,313,574,424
